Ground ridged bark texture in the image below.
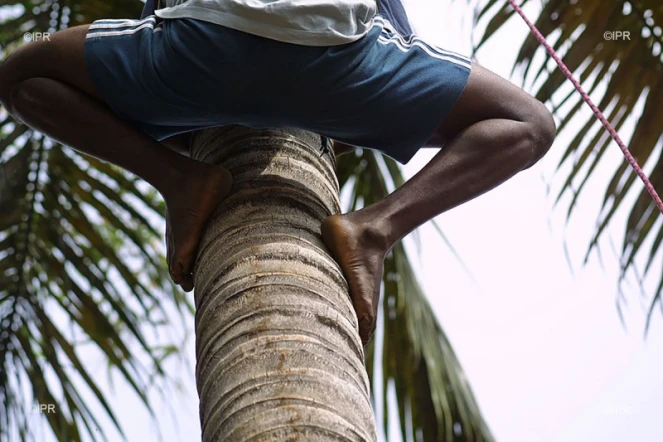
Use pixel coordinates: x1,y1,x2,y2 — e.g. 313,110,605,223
191,126,376,442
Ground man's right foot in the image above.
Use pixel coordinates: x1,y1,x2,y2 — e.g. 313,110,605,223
321,213,390,344
165,163,232,291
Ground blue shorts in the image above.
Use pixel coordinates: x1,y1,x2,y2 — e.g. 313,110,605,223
84,14,472,164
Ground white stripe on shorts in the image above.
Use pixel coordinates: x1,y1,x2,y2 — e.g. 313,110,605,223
373,16,471,61
373,16,472,69
86,17,160,39
377,35,472,70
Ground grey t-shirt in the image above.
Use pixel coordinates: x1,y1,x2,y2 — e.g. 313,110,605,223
154,0,377,46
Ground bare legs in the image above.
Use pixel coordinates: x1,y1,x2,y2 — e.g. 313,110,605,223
0,25,556,340
0,25,232,291
322,63,557,344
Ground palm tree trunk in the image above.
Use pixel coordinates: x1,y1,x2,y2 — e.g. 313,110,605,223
191,126,376,441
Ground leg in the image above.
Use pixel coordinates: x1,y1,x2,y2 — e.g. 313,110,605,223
322,63,557,343
0,25,231,291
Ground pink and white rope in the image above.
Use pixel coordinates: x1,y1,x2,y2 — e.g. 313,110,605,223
507,0,663,214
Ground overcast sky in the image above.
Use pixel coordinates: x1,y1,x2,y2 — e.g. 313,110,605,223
3,0,663,441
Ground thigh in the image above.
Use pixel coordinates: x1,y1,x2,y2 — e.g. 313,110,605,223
0,24,103,102
427,62,545,147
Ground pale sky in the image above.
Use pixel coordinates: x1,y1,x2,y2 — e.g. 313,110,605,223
4,1,663,441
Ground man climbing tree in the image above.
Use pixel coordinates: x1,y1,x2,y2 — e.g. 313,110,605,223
0,0,556,345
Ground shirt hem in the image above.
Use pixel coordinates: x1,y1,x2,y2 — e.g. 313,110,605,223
155,5,375,46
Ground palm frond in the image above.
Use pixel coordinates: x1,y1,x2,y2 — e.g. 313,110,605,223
336,150,494,442
1,1,190,440
474,0,663,329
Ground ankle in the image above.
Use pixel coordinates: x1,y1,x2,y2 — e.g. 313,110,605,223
160,159,208,202
351,214,393,255
160,165,188,199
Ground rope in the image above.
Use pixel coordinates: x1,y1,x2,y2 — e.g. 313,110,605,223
507,0,663,215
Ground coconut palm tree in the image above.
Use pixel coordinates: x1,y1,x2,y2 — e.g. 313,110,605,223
474,0,663,329
0,1,493,441
189,125,495,441
190,126,377,441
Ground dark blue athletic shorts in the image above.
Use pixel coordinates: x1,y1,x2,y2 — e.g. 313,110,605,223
84,14,472,164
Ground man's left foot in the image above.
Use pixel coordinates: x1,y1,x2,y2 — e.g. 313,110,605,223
321,213,390,344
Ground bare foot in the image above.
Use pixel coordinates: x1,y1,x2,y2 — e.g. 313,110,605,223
321,213,390,344
165,164,232,291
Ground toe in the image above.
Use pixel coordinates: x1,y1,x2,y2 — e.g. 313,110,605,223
170,247,189,285
180,273,194,292
168,245,179,283
173,247,195,285
358,315,375,345
170,263,181,285
353,289,377,341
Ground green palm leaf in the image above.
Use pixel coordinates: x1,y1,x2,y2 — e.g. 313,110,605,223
474,0,663,330
1,1,190,441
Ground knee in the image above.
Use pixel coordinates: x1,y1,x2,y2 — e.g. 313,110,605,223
1,79,32,122
523,101,556,168
1,77,47,123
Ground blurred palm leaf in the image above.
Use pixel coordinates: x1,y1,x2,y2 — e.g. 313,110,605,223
1,1,191,441
337,150,494,442
474,0,663,329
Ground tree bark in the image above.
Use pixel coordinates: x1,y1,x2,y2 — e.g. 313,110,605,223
191,126,376,441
